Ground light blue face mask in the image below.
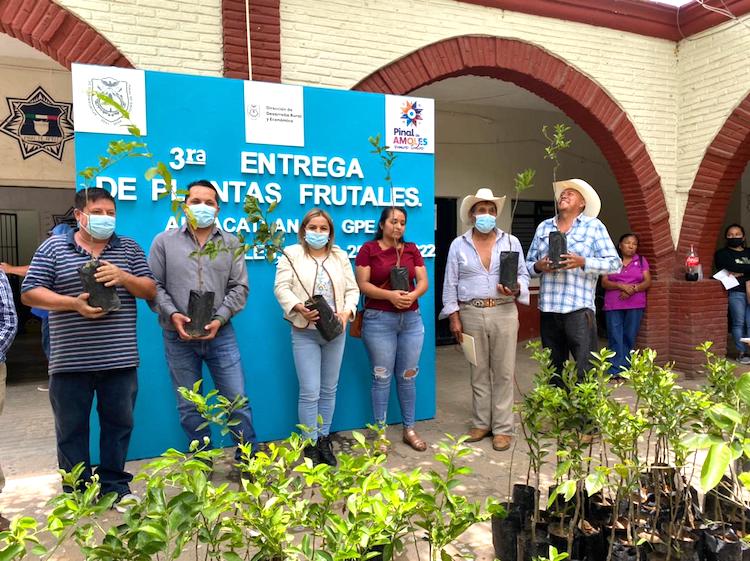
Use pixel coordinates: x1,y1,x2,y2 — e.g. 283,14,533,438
82,214,116,240
187,203,217,228
474,213,496,234
305,230,329,250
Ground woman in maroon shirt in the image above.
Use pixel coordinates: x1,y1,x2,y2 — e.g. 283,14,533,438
355,207,429,452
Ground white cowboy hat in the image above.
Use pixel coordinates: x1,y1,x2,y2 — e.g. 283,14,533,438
553,178,601,218
459,188,506,226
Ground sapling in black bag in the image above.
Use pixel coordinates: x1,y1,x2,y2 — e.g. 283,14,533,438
78,259,121,313
548,230,567,269
389,244,410,292
498,235,519,291
304,294,343,342
283,252,343,342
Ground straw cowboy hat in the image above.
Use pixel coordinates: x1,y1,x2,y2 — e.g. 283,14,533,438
553,178,601,218
459,188,506,226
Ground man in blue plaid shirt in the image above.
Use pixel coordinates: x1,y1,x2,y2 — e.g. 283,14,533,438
0,269,18,530
526,179,621,383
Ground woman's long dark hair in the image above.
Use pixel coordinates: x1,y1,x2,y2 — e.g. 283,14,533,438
374,206,408,241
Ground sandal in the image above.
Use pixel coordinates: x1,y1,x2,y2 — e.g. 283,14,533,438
402,428,427,452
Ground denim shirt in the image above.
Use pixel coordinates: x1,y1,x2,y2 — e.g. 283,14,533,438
440,228,530,319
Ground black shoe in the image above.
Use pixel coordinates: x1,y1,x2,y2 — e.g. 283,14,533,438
227,465,253,483
304,443,322,466
317,435,337,467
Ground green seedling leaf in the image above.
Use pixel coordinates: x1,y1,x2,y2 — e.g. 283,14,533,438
701,442,731,492
738,372,750,405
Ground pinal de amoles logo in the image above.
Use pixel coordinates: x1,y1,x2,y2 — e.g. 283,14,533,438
88,77,132,124
400,100,423,127
391,99,428,150
0,86,74,161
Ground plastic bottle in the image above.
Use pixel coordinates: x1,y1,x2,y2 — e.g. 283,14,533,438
685,244,700,281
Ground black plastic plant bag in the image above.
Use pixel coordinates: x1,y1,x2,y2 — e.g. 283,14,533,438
186,289,215,337
389,266,410,292
548,230,567,269
492,503,519,561
500,251,519,291
305,295,343,342
704,523,742,561
78,259,121,313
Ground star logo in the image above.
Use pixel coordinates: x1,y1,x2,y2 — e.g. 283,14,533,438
0,86,74,161
400,100,423,127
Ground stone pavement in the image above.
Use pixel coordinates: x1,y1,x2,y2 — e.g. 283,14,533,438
0,341,717,560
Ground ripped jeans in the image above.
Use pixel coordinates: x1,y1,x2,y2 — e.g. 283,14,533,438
361,309,424,428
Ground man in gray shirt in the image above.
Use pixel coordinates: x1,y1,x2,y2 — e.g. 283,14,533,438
149,179,256,480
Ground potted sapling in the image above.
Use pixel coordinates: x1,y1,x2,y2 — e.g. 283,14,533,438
499,168,536,291
368,135,410,291
542,124,572,269
77,92,154,312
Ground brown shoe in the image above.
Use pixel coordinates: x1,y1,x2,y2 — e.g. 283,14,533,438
0,514,10,531
402,428,428,452
465,427,491,442
492,435,512,451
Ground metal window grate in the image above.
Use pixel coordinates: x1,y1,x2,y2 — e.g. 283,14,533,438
0,213,19,266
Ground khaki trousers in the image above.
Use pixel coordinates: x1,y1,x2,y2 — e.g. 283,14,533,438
459,303,518,435
0,362,5,493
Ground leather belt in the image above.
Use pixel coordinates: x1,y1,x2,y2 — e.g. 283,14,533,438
460,298,514,308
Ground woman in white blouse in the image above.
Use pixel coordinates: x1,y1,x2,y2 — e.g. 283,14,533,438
273,208,359,467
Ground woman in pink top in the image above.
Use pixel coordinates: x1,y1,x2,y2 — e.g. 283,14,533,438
600,233,652,376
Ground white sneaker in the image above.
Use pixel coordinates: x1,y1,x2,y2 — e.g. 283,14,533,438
114,492,140,513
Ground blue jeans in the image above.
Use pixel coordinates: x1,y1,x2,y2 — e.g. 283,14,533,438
291,328,346,440
163,324,257,458
605,308,645,373
361,309,424,428
728,291,750,354
48,367,138,496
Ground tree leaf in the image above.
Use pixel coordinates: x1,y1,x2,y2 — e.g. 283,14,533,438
701,442,731,492
738,372,750,405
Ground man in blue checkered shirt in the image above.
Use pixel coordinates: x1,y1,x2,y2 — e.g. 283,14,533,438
0,269,18,530
526,179,621,383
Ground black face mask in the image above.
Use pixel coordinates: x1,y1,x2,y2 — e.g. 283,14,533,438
727,237,745,248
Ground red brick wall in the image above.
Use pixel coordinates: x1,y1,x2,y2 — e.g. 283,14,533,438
222,0,280,82
0,0,131,69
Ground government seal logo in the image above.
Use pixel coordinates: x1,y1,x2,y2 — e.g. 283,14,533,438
89,77,132,124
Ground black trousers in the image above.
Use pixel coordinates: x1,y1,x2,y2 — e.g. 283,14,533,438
540,308,598,385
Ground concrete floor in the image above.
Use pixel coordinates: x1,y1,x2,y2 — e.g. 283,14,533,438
0,341,720,560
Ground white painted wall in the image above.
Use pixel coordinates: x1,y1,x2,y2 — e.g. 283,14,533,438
57,0,224,75
432,102,628,240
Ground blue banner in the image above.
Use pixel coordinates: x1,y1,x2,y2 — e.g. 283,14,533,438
72,65,435,460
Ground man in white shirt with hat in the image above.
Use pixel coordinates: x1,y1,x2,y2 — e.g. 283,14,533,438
526,179,621,383
440,188,530,451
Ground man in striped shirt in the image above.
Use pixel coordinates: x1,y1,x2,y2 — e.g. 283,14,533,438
21,188,156,507
0,269,18,530
526,179,621,383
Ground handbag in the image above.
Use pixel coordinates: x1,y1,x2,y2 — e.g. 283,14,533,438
350,279,389,339
350,306,364,338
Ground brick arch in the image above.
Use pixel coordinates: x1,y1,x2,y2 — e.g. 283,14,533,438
0,0,131,69
677,96,750,271
355,36,673,356
355,36,672,276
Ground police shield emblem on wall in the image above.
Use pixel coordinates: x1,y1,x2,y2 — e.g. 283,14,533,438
72,64,147,135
